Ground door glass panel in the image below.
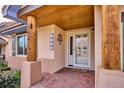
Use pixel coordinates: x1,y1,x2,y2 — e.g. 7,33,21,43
75,33,88,66
70,36,73,55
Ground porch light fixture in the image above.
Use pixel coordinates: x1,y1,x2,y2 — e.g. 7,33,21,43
91,28,94,32
30,23,33,29
57,33,63,45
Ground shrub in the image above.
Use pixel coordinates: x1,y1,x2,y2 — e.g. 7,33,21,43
1,67,11,71
0,60,7,70
0,60,21,88
0,76,20,88
0,72,21,88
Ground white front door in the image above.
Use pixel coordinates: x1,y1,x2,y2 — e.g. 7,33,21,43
68,30,91,68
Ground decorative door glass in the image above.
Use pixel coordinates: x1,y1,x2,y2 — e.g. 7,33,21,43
75,33,88,66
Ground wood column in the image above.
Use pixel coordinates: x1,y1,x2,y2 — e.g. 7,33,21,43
27,15,37,61
102,5,120,70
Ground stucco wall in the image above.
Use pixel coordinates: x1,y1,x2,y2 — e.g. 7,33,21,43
54,25,65,72
21,61,41,88
37,58,54,73
37,25,54,59
94,6,102,87
94,6,102,70
5,37,12,58
37,24,65,73
65,27,95,70
6,56,26,70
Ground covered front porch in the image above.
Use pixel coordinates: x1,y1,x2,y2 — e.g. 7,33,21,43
18,5,95,88
20,5,123,88
2,5,123,88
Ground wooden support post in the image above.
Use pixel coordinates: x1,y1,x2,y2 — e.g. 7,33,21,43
102,5,120,70
27,15,37,61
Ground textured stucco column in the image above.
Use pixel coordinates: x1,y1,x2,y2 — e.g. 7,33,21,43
21,61,42,88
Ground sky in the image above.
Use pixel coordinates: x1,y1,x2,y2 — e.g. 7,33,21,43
0,6,12,23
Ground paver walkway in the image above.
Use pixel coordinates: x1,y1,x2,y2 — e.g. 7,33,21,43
31,68,95,88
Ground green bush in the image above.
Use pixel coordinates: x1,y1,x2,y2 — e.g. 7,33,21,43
0,60,7,70
0,72,21,88
0,76,20,88
0,60,21,88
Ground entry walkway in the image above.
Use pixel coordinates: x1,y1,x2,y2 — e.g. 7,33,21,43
31,68,95,88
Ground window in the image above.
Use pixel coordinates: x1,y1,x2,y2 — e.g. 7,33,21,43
12,34,27,56
17,34,27,55
12,34,16,56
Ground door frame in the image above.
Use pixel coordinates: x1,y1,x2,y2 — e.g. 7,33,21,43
67,28,91,68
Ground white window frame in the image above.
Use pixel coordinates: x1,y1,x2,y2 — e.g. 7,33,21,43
16,33,27,57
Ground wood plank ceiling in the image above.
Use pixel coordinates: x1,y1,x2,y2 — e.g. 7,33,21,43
18,5,94,30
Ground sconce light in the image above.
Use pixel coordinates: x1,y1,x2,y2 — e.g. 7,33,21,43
27,23,33,30
91,28,94,32
57,33,63,45
30,23,33,29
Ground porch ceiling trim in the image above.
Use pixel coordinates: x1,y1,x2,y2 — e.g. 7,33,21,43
18,5,43,17
1,5,25,23
0,24,26,35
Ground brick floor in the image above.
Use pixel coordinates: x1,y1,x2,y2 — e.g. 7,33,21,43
31,67,95,88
